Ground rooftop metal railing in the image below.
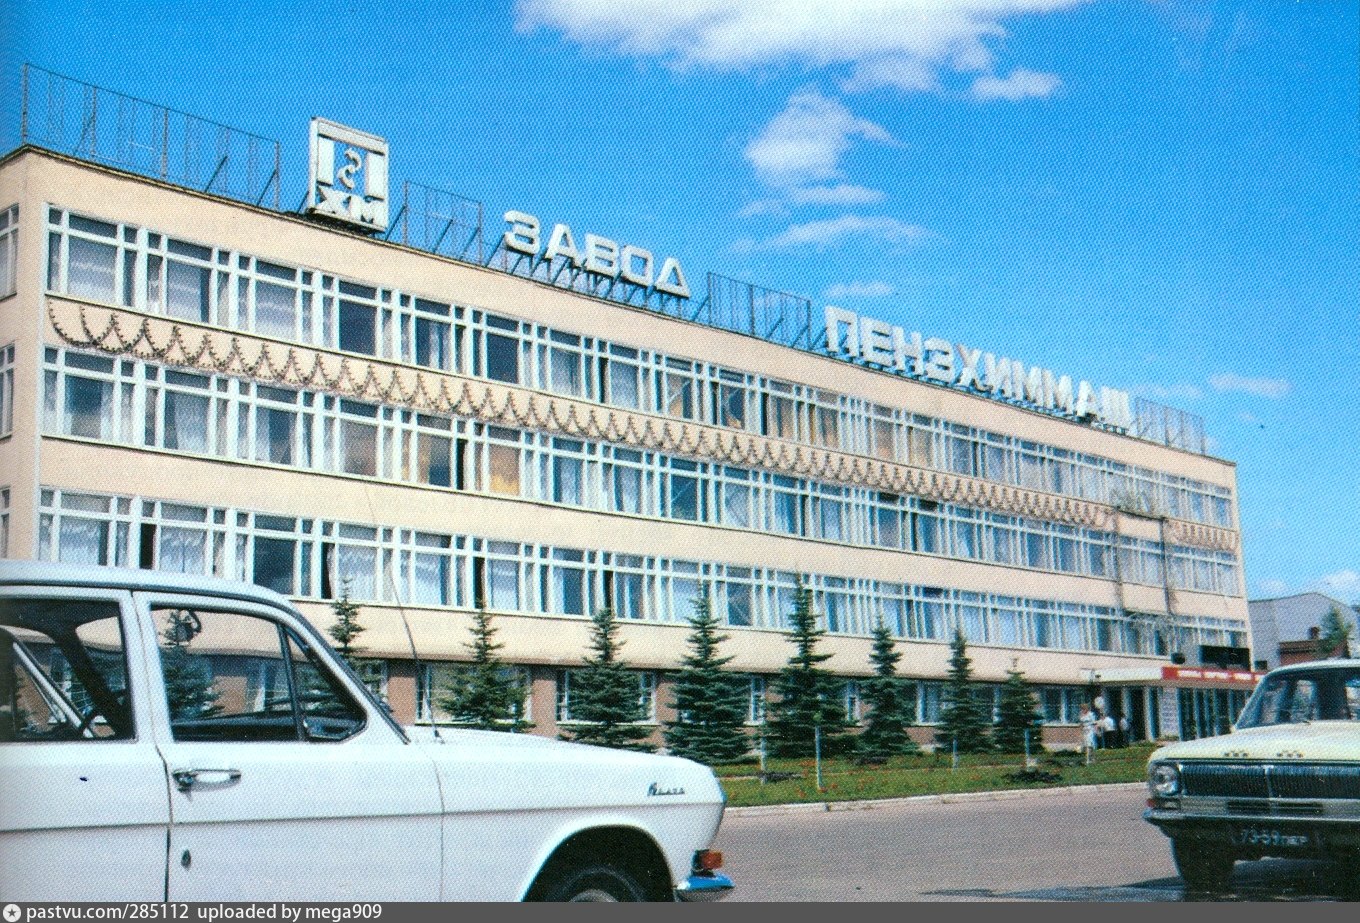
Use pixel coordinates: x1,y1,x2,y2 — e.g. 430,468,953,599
20,64,281,209
12,65,1209,455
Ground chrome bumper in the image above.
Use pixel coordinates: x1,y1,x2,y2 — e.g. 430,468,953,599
675,871,734,902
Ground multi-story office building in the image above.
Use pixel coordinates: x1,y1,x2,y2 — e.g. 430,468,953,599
0,72,1256,747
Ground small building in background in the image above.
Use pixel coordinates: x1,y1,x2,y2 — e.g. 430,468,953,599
1248,593,1359,671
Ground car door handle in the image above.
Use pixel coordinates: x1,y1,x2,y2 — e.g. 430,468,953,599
172,768,242,791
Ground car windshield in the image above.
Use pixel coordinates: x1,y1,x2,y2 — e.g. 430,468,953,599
1236,666,1360,728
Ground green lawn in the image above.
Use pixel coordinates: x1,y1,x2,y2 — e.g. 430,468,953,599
714,743,1156,807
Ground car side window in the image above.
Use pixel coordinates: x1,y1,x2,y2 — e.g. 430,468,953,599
1286,679,1318,723
1345,677,1360,720
153,607,365,743
0,599,132,742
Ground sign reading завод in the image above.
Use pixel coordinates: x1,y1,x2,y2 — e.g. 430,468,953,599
825,306,1133,429
502,211,691,299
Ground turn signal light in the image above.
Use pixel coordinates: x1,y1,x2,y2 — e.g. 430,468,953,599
694,850,724,871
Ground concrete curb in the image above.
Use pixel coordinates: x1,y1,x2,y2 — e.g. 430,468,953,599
725,781,1146,817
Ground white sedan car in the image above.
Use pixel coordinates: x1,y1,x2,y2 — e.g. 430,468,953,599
1145,658,1360,892
0,561,732,902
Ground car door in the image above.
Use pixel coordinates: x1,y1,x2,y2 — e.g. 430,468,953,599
0,585,170,901
136,592,442,901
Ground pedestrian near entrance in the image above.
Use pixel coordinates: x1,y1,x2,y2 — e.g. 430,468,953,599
1118,714,1131,748
1080,704,1097,756
1102,712,1117,749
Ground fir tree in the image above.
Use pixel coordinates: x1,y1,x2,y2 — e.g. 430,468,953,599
559,608,655,752
1316,605,1354,659
664,592,751,765
854,621,919,764
160,609,221,721
935,628,992,753
327,581,366,668
765,581,850,757
438,609,530,732
994,663,1046,755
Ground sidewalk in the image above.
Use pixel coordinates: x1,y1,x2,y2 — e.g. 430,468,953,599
725,781,1146,817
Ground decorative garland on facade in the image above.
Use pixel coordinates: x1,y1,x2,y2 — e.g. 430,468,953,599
48,298,1239,553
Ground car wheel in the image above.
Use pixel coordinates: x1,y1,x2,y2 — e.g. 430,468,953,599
538,863,648,902
1171,839,1235,893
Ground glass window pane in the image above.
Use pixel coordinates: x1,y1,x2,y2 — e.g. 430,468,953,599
607,361,640,408
339,300,376,355
414,317,450,370
154,608,295,742
256,407,296,465
67,237,118,302
489,444,520,495
341,420,376,476
64,376,112,439
553,456,583,505
611,465,642,514
412,553,450,606
0,601,131,742
166,261,211,322
58,517,109,565
159,526,207,574
418,433,451,487
164,391,210,452
485,333,519,383
486,559,519,611
255,281,297,339
669,475,699,521
252,537,295,594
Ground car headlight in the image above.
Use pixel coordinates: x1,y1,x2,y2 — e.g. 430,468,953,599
1149,762,1181,797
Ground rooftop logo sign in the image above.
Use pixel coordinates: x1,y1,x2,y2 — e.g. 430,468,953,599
306,118,389,233
825,306,1133,429
502,211,690,299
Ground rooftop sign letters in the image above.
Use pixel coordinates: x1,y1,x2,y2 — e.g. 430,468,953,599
307,118,389,233
825,306,1133,429
502,211,691,299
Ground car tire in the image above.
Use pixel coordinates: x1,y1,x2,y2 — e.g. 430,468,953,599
537,863,649,902
1171,839,1235,893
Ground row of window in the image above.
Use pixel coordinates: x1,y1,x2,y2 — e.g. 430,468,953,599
35,487,1249,656
43,205,1235,526
411,666,1098,730
40,348,1242,595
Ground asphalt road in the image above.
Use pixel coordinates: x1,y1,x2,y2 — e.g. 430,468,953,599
711,785,1360,902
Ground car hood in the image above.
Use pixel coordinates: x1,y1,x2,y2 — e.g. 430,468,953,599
1150,721,1360,763
407,726,727,812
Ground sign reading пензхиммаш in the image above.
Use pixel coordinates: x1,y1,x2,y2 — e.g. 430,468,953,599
824,306,1133,429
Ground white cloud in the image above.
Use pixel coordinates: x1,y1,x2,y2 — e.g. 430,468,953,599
841,56,942,94
1209,373,1291,399
751,214,928,251
735,198,789,218
515,0,1089,98
969,68,1063,101
1313,570,1360,602
825,280,896,299
744,89,896,188
1132,382,1205,402
788,184,887,206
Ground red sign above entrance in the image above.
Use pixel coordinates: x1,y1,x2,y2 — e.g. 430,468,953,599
1161,666,1263,689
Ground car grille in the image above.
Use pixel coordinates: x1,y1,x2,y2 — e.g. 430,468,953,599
1226,799,1325,817
1182,763,1360,800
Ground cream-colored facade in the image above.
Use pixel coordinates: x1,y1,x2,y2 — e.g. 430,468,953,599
0,146,1251,746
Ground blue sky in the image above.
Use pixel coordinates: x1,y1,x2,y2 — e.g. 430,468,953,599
6,0,1358,601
